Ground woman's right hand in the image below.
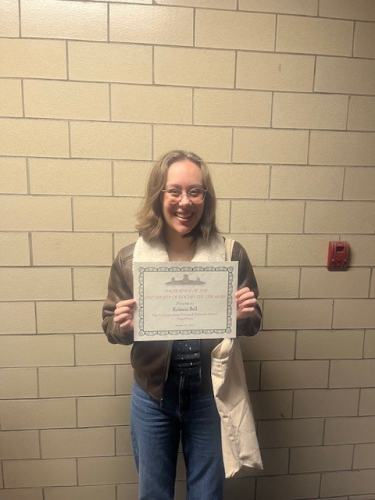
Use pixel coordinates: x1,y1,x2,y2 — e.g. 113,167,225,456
114,299,136,332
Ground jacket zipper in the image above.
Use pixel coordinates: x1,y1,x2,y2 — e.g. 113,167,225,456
164,341,173,381
160,341,173,407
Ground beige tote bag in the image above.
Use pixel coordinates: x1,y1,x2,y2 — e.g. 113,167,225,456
211,238,263,478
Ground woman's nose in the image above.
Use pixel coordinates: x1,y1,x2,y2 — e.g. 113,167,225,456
178,192,192,206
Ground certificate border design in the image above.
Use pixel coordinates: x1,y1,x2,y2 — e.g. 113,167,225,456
136,265,235,338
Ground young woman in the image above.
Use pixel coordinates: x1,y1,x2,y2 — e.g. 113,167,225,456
102,150,261,500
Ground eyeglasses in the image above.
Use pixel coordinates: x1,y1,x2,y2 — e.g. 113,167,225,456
162,187,207,204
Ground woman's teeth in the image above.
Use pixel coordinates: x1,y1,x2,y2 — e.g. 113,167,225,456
176,213,192,219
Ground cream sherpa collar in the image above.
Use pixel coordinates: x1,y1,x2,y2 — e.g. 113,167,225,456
133,234,225,266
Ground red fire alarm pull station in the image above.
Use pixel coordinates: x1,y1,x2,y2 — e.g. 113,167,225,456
327,241,350,271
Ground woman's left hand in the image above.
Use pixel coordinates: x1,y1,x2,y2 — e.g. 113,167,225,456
235,287,257,320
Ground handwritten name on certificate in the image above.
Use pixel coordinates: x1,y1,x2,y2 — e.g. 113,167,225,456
133,262,238,341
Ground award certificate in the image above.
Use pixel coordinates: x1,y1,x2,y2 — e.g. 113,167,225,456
133,261,238,341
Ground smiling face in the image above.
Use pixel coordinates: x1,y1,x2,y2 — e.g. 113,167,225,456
162,159,205,242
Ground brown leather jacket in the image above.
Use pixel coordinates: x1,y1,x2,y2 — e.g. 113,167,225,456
102,239,261,401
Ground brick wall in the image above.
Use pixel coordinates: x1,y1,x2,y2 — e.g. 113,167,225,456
0,0,374,499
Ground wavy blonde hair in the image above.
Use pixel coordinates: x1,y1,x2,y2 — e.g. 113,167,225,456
136,150,218,243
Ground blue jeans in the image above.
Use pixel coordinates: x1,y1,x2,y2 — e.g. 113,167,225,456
130,371,225,500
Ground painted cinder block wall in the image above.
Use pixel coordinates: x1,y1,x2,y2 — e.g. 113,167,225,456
0,0,374,499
